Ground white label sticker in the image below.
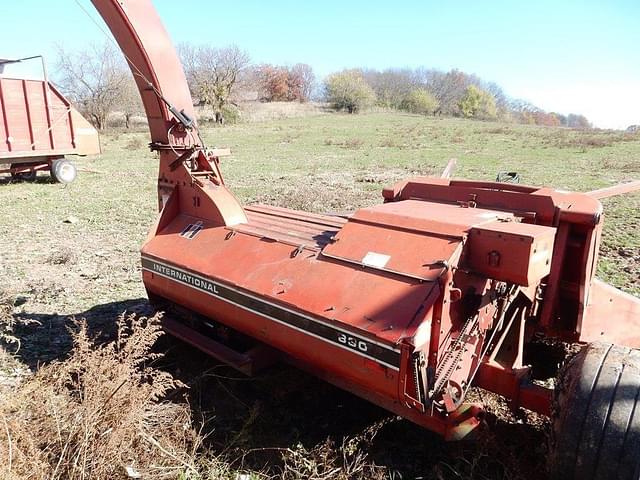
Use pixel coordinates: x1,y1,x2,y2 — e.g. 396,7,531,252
362,251,391,268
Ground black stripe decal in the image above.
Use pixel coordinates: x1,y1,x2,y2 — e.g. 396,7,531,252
141,256,401,369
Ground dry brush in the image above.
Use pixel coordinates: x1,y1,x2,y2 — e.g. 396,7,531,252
0,313,200,480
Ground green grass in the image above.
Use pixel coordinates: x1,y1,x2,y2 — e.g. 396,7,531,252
210,113,639,190
0,111,639,479
0,112,638,317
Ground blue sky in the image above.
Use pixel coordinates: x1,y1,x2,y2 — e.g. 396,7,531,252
1,0,638,129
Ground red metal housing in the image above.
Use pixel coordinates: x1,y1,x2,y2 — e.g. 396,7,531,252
89,0,640,440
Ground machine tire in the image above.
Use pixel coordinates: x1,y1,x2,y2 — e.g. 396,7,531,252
51,158,77,184
10,163,37,182
549,342,640,480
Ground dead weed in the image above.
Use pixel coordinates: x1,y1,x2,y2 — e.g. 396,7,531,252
0,313,201,480
0,293,37,352
544,130,640,151
46,248,77,266
280,418,391,480
323,138,364,149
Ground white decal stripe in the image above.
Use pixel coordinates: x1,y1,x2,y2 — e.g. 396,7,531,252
142,256,401,353
142,257,401,370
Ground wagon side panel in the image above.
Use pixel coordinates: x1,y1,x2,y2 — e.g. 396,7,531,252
0,78,32,154
23,79,52,152
47,82,75,153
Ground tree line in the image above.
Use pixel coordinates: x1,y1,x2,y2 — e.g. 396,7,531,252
325,67,590,128
54,42,591,130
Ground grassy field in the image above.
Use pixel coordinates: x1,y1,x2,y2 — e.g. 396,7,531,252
1,112,639,479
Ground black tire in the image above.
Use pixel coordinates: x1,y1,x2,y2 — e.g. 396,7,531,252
50,158,77,184
549,342,640,480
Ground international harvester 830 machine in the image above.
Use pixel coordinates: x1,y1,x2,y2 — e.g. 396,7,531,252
86,1,640,478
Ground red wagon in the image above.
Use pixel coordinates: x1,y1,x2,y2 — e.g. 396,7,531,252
0,56,100,183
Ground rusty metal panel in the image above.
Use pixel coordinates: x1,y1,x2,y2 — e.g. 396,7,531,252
1,78,31,152
580,279,640,347
231,204,346,250
143,213,436,347
465,220,556,286
322,199,514,281
24,80,48,150
322,219,461,281
353,199,514,237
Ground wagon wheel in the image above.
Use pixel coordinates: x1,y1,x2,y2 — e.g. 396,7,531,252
51,158,77,184
548,342,640,480
10,163,37,182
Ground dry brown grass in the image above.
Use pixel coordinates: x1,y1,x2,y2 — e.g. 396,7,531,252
125,136,146,150
323,137,365,149
237,101,328,123
0,313,201,480
280,440,382,480
378,138,399,148
478,126,513,135
0,294,13,343
279,419,391,480
542,129,640,151
343,138,364,149
0,293,33,352
46,248,77,266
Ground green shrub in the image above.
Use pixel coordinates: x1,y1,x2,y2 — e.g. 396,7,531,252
324,70,376,113
400,88,439,115
220,104,240,125
459,85,497,119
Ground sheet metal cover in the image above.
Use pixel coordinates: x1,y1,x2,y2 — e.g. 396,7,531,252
322,220,461,281
354,200,514,237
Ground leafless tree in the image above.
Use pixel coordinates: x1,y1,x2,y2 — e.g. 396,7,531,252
55,43,135,131
179,43,250,124
484,81,509,112
290,63,315,102
419,69,478,116
118,76,144,129
508,98,541,114
567,113,591,129
361,68,419,108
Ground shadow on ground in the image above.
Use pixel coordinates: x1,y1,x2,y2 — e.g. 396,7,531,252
10,298,548,479
163,337,548,479
11,298,151,367
0,175,56,186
